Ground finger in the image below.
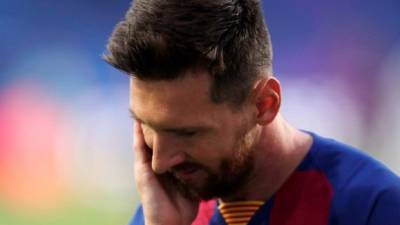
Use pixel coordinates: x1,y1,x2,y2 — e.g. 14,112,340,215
134,121,151,164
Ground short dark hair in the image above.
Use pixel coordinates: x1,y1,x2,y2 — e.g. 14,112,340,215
104,0,272,107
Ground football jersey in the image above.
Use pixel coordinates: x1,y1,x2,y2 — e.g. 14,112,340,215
129,132,400,225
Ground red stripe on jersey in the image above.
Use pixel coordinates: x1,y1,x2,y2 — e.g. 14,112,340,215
269,171,333,225
192,200,216,225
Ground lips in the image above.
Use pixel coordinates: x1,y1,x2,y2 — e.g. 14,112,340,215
172,163,201,180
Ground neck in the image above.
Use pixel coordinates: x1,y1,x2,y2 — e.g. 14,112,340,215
220,114,312,202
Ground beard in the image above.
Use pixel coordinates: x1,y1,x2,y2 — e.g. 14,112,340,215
168,125,256,200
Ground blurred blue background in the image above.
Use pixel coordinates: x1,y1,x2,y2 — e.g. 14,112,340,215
0,0,399,224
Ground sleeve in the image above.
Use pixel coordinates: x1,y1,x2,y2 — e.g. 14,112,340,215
128,205,145,225
367,186,400,225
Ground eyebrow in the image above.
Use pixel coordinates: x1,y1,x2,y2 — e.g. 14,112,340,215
128,108,208,133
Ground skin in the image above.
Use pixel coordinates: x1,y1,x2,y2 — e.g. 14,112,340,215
130,70,312,225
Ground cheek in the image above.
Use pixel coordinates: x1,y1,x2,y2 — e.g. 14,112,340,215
193,136,232,165
206,130,247,163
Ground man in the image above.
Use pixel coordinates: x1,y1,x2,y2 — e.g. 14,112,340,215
104,0,400,224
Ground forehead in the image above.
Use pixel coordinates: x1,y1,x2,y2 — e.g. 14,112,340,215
129,71,226,128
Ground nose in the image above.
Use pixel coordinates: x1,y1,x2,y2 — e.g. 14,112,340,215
151,134,186,174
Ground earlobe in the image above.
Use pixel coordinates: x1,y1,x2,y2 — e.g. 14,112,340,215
254,77,281,125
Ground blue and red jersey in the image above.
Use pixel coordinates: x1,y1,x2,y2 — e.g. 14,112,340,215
130,132,400,225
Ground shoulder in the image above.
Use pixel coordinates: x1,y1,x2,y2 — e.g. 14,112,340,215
305,132,400,224
305,132,400,191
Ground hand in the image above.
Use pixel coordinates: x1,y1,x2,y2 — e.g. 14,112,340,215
133,122,200,225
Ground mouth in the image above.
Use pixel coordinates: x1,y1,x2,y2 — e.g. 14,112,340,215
172,164,201,181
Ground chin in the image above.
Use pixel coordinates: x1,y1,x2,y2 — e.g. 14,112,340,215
179,175,234,200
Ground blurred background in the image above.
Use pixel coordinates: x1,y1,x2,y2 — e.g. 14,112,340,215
0,0,399,224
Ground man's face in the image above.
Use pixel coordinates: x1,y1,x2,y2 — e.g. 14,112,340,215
130,71,258,199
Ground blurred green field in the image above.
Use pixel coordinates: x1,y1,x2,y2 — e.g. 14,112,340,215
0,199,135,225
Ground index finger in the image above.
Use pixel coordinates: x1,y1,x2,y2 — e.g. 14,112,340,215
134,121,151,164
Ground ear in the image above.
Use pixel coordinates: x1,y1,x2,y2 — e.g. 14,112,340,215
252,77,281,125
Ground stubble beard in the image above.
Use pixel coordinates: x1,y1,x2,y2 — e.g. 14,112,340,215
169,126,256,200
